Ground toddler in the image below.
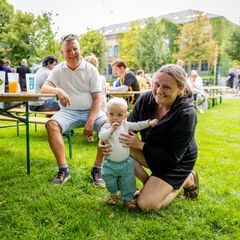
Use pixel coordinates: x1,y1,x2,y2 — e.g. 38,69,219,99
99,97,157,209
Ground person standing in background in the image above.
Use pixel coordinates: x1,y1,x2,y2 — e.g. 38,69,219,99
225,68,235,89
136,70,148,91
17,59,31,91
0,59,12,89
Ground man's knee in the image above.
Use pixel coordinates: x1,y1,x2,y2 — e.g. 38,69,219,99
45,120,61,133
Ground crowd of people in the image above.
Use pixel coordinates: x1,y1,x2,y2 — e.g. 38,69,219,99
2,34,240,211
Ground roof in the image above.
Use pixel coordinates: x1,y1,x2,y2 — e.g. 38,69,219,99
99,9,221,36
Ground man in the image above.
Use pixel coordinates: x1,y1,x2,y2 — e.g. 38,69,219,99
30,56,60,111
111,60,140,104
41,34,106,186
225,69,236,89
17,59,31,91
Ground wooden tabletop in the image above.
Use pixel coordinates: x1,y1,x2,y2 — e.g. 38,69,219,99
203,86,229,91
0,93,56,102
106,90,150,96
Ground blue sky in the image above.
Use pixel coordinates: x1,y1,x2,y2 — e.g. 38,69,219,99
8,0,240,39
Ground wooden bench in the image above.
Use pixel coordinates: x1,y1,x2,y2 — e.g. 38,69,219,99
203,86,228,108
0,110,73,159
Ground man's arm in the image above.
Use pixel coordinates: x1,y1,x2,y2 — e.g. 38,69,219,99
84,92,102,136
41,81,70,107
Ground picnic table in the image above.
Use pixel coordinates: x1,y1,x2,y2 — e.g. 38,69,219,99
0,93,56,174
202,86,229,107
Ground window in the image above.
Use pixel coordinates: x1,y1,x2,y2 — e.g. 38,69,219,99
113,45,119,58
108,64,112,75
108,47,114,58
201,61,208,72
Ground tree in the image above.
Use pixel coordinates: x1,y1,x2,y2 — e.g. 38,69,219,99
1,5,60,66
0,0,14,53
0,0,14,34
1,10,36,66
119,21,142,70
34,12,61,62
174,12,217,71
135,17,164,72
159,19,180,64
226,26,240,61
79,29,108,71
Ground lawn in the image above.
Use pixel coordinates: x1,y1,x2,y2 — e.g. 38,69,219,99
0,98,240,240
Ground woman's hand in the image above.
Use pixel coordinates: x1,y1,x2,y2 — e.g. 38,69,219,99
98,140,112,156
119,131,144,150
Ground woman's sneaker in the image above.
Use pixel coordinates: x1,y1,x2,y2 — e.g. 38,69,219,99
51,168,71,186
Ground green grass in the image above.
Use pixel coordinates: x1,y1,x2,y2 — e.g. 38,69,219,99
1,99,240,240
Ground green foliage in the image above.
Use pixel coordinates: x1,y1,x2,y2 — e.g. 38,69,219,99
135,17,164,72
226,26,240,61
0,0,14,34
175,12,217,70
1,10,36,65
79,29,108,71
160,19,180,63
34,12,61,62
119,21,142,69
0,1,59,66
0,99,240,239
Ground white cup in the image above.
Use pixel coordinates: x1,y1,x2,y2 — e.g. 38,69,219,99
26,73,36,93
8,73,19,93
0,71,5,93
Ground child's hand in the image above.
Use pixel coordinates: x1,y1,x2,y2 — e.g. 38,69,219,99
112,121,120,129
149,119,158,126
111,121,120,133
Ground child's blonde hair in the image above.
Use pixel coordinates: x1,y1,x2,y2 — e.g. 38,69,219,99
107,97,128,112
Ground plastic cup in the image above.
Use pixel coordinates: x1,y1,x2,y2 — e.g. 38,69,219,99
26,74,36,93
8,73,19,93
0,71,5,93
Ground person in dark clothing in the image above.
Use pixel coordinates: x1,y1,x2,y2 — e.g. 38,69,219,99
225,69,235,89
111,60,140,104
0,59,12,86
100,64,199,211
17,59,30,91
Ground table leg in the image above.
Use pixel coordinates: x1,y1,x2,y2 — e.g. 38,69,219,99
25,102,30,174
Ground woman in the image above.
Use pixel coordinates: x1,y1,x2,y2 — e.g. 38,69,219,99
100,64,199,211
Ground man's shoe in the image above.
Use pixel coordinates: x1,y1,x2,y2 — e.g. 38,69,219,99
51,168,71,186
91,167,105,187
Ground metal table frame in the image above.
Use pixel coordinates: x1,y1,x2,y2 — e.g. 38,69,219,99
0,93,56,174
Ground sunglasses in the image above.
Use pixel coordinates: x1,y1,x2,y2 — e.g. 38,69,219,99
60,34,78,43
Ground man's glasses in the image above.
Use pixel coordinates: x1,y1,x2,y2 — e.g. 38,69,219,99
60,34,78,43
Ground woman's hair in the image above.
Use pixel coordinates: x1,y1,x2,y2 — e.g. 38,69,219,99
106,97,128,112
84,55,99,68
154,64,193,97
